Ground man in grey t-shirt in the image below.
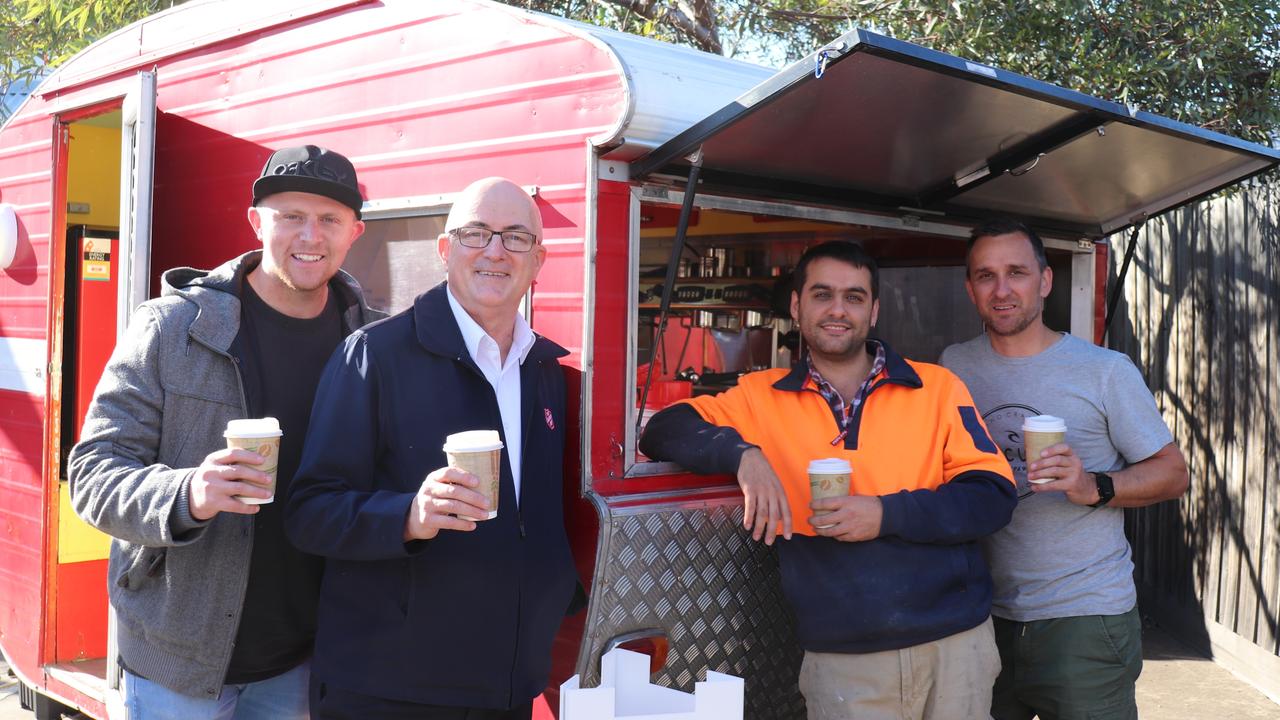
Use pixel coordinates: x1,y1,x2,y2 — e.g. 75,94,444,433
940,219,1189,720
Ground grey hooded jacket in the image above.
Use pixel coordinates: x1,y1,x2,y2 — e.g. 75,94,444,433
68,250,380,699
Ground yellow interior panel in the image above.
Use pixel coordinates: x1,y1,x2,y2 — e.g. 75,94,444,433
57,481,111,564
66,122,122,228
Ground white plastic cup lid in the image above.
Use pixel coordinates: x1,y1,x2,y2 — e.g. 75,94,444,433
443,430,504,453
808,458,851,474
224,417,282,438
1023,415,1067,433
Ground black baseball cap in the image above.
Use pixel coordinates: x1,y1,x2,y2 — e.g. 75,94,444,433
252,145,364,219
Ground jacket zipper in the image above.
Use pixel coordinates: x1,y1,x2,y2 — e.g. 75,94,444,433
181,281,365,694
454,353,534,703
188,334,253,690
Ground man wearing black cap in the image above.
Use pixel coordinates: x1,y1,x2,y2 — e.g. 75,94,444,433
69,145,381,719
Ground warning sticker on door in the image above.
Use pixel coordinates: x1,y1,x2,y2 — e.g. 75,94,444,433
83,237,111,282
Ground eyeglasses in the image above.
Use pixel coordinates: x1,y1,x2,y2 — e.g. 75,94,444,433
448,226,539,253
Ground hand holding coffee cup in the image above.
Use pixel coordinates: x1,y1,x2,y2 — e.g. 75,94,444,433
404,465,493,541
188,446,273,520
808,458,852,529
224,418,283,504
1023,415,1066,484
443,430,504,521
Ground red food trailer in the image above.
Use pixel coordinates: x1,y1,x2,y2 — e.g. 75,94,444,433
0,1,1276,717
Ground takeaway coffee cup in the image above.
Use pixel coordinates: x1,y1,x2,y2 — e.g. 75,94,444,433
443,430,504,521
224,417,283,504
1023,415,1067,484
808,458,852,529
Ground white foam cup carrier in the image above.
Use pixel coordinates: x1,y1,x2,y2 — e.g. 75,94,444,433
224,417,283,504
443,430,504,521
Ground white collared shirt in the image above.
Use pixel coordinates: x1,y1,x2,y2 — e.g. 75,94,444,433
446,286,536,505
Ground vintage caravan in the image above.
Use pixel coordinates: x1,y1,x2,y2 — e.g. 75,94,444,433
1,0,1276,717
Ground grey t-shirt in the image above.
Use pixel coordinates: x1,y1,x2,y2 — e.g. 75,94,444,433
940,333,1173,621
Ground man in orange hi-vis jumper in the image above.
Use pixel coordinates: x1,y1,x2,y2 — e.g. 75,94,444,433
641,241,1015,720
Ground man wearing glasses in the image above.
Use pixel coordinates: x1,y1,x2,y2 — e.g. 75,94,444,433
286,177,577,719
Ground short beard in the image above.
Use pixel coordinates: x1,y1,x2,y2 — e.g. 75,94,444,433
986,305,1042,337
267,263,327,293
804,330,868,363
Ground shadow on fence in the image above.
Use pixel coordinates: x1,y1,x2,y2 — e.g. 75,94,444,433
1108,183,1279,680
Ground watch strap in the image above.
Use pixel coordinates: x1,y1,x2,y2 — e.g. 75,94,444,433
1089,471,1115,507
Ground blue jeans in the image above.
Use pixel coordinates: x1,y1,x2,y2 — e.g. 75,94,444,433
121,661,309,720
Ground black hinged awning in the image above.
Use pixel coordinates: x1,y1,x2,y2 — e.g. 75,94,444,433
631,29,1280,239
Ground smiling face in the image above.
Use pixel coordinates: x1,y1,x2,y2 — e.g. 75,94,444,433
247,191,364,311
437,178,545,322
790,257,879,363
965,231,1053,338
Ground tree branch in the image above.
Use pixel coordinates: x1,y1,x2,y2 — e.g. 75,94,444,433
598,0,722,53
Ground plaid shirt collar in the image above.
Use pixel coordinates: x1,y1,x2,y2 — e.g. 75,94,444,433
806,340,887,445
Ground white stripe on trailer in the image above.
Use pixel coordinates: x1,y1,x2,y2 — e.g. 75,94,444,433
0,337,47,396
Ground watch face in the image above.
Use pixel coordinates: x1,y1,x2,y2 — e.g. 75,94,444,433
981,403,1042,497
1095,473,1115,503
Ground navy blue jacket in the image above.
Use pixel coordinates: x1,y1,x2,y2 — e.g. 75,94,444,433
285,283,577,709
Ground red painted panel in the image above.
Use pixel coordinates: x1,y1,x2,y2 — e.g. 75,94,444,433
73,233,119,435
588,180,631,492
0,115,56,338
40,672,106,720
543,363,596,713
531,188,588,364
0,391,47,482
0,567,41,674
139,1,622,303
53,560,107,661
588,181,737,497
44,25,142,88
0,391,47,682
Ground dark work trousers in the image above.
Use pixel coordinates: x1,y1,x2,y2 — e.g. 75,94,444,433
991,606,1143,720
310,678,534,720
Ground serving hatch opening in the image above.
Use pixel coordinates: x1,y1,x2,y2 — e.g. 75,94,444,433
624,190,1093,474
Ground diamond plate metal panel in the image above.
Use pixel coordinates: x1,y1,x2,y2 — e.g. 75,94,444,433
580,498,806,719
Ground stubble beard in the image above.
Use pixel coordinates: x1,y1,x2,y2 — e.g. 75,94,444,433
802,322,868,364
985,301,1043,338
268,261,332,297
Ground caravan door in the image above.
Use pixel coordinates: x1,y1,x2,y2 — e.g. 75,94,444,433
117,71,157,333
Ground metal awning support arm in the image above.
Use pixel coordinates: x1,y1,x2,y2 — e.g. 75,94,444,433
636,149,704,436
919,114,1107,208
1103,219,1147,342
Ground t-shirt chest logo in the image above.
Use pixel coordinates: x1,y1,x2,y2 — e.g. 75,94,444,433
983,403,1041,489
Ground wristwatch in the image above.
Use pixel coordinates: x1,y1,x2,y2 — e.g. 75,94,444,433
1089,472,1115,507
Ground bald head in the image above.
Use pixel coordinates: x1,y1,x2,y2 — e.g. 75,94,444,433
438,177,547,336
445,177,542,238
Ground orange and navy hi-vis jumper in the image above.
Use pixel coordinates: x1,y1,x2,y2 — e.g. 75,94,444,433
639,340,1015,654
